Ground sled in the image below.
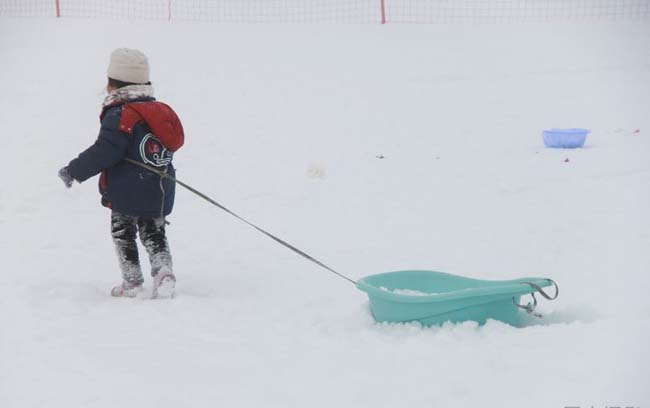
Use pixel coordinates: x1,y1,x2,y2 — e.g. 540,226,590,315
543,128,589,148
356,270,558,327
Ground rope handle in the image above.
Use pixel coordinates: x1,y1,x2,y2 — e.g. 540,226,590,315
522,279,559,300
512,279,559,318
513,292,541,317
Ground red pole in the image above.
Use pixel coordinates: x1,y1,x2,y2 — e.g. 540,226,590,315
55,0,61,17
380,0,387,24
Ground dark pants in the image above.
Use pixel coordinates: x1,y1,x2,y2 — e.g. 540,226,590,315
111,211,173,285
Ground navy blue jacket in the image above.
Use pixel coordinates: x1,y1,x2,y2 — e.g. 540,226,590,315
67,98,184,218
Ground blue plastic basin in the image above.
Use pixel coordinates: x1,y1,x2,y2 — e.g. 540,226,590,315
356,270,555,327
543,128,589,148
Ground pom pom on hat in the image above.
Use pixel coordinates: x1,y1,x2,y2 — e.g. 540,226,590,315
107,48,150,84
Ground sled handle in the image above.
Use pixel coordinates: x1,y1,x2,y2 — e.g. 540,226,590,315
512,292,541,317
522,279,559,300
512,279,559,318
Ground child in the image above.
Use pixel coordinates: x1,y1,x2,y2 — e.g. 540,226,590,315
59,48,184,298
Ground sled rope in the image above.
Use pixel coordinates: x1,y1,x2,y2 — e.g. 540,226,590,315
512,293,542,317
512,279,559,318
522,279,559,300
124,158,357,285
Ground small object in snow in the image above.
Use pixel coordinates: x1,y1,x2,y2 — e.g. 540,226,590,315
543,128,589,148
306,163,327,179
564,158,570,163
633,129,640,134
376,155,385,159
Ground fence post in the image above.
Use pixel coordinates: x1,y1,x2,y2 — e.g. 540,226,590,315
380,0,387,24
55,0,61,17
168,0,172,21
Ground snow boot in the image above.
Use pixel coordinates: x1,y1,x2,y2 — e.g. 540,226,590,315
152,270,176,299
111,281,144,298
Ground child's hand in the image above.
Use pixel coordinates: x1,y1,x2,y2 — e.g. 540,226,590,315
58,166,74,188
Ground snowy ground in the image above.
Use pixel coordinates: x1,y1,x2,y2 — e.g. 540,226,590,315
1,17,649,408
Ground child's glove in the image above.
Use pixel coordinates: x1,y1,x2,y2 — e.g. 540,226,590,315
58,166,74,188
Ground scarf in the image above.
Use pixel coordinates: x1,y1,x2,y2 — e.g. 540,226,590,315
102,84,155,108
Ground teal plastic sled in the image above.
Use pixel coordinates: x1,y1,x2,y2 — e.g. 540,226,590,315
356,270,558,327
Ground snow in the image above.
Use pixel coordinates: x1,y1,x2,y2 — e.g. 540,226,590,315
1,17,649,408
380,287,439,296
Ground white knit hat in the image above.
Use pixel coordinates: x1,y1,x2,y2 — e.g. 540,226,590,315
107,48,150,84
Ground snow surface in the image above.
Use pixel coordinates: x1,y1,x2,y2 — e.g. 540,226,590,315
1,17,649,408
380,287,439,296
